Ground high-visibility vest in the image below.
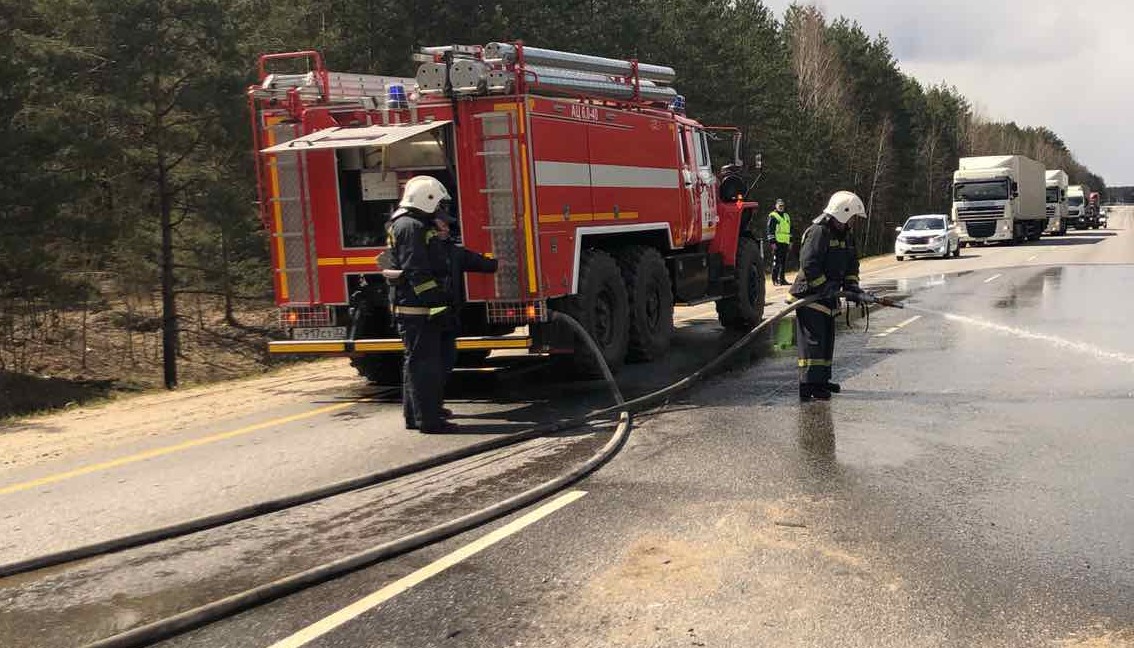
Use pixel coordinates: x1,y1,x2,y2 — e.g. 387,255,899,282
770,211,792,244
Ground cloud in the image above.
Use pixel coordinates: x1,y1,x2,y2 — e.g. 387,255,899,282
763,0,1132,183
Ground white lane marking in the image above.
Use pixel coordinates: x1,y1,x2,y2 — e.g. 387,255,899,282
268,490,588,648
874,315,922,338
983,273,1003,284
925,310,1134,366
1027,255,1038,261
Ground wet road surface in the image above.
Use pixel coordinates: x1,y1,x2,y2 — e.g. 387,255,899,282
2,210,1133,646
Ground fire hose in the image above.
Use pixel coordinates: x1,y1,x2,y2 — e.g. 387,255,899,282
25,291,898,647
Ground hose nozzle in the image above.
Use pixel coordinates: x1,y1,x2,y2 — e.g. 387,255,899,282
844,291,904,309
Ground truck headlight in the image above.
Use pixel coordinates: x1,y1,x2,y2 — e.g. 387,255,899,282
999,221,1011,232
929,235,944,244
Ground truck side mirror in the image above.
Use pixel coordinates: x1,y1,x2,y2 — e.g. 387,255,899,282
1010,180,1019,198
750,153,763,170
894,226,903,233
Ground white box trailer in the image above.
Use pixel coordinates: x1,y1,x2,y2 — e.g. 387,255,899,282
1066,184,1094,229
1044,169,1069,235
952,155,1046,244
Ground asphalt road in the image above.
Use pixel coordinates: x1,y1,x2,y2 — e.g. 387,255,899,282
2,209,1132,647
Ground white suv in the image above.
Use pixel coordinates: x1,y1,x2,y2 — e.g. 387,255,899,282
895,214,960,260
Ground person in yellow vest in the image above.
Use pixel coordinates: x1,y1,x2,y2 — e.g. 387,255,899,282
766,198,793,285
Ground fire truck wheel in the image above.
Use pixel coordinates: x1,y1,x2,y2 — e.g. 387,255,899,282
561,249,630,375
618,246,674,362
716,236,766,330
350,355,402,386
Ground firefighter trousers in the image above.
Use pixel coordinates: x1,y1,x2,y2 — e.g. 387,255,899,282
795,302,836,385
440,328,458,396
771,242,790,284
397,315,446,430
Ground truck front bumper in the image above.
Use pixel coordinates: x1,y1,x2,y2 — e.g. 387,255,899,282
269,334,534,356
958,218,1013,243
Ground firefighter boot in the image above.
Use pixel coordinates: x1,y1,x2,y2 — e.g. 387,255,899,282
799,383,832,401
824,382,842,393
420,421,460,434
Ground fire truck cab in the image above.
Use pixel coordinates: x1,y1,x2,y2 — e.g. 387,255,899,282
250,44,765,383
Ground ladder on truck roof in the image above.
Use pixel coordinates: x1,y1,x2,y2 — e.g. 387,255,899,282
416,42,682,109
251,51,416,108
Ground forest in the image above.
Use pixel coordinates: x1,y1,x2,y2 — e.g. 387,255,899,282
0,0,1107,407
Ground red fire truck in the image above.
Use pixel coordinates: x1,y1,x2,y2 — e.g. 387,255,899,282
249,43,765,383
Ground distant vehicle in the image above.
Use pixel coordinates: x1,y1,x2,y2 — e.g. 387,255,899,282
1083,191,1103,229
1066,184,1091,229
1043,169,1069,236
894,214,960,260
952,155,1046,245
1098,206,1108,228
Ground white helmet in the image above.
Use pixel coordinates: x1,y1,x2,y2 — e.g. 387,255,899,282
399,176,450,213
823,191,866,224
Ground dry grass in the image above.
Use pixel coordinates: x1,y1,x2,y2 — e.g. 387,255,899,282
0,294,298,419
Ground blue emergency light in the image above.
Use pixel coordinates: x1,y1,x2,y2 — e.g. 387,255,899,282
671,94,686,114
386,84,409,110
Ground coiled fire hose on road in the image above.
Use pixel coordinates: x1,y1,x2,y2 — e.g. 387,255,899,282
25,291,897,647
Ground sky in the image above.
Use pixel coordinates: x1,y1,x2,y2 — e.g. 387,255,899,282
762,0,1132,185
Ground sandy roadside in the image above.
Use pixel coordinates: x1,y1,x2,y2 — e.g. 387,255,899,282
0,360,362,472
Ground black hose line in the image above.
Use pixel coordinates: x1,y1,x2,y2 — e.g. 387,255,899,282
572,294,827,422
82,313,630,648
0,315,629,581
0,418,584,578
67,291,887,648
4,293,859,582
0,295,835,581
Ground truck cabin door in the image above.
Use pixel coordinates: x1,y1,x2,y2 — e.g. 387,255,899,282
678,126,719,243
680,125,716,240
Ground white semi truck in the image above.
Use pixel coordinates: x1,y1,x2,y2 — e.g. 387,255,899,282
952,155,1046,244
1066,184,1091,229
1065,183,1102,229
1044,169,1069,236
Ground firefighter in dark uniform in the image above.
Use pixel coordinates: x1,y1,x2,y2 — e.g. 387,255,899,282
766,199,793,285
432,212,498,393
381,176,457,433
789,191,867,401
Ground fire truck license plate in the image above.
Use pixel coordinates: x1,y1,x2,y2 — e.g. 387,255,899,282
292,326,347,341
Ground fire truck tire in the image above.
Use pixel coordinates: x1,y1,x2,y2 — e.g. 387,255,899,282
351,355,403,386
617,246,674,362
716,236,766,330
560,249,630,375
